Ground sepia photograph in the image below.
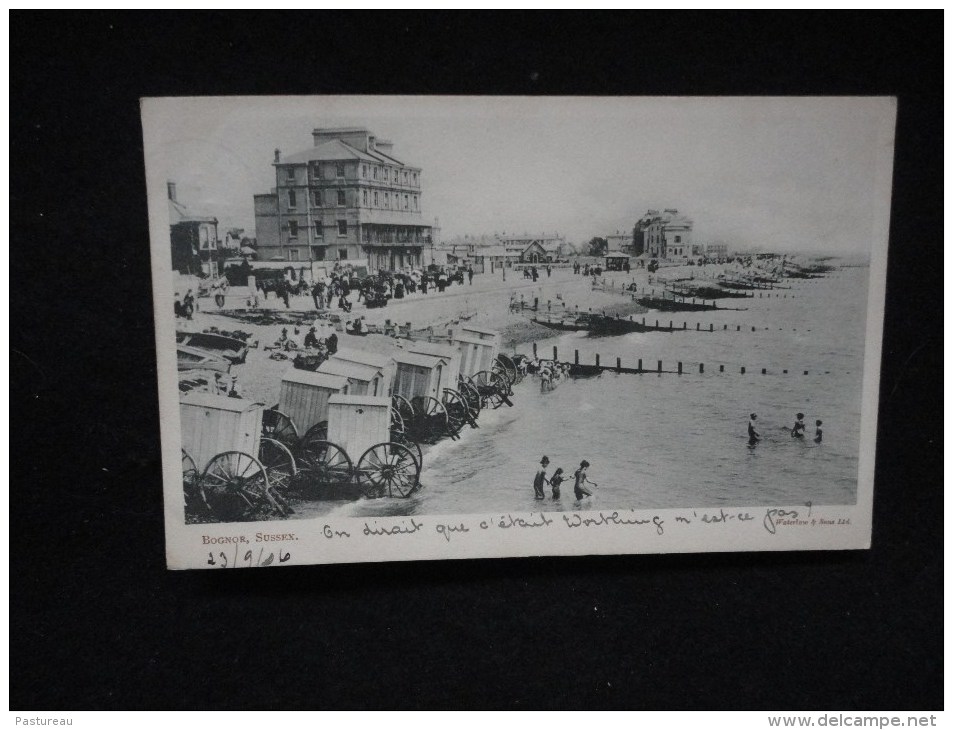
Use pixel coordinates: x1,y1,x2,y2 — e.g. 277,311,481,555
144,95,894,568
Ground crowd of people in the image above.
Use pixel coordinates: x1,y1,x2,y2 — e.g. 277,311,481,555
255,262,476,314
747,412,823,446
533,456,597,501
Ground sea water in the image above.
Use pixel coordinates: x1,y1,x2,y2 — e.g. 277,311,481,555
297,266,870,519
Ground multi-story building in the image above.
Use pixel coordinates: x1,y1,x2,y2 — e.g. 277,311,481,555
606,231,634,253
633,208,693,259
705,242,728,259
254,128,433,272
168,181,222,276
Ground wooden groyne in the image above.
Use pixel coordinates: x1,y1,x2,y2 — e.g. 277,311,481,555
529,343,837,377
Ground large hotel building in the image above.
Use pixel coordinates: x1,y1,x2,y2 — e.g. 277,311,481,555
254,128,433,271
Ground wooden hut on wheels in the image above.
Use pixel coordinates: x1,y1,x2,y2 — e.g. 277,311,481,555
326,395,391,464
330,347,394,396
317,356,388,397
453,332,499,378
406,340,461,394
277,369,349,438
390,351,450,402
180,393,264,472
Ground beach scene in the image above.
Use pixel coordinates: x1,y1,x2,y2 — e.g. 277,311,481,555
152,97,889,526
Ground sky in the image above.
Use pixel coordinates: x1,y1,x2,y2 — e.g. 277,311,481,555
142,96,896,253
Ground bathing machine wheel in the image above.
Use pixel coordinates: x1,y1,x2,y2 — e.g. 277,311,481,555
355,442,421,499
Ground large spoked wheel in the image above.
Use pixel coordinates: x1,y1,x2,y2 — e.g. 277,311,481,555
392,395,415,429
443,388,475,432
472,370,507,409
509,355,526,384
182,449,202,510
258,438,297,511
458,376,482,418
493,354,518,389
389,404,423,466
262,408,299,448
198,451,283,521
297,438,353,486
411,395,449,443
301,421,328,443
356,442,421,499
390,406,406,440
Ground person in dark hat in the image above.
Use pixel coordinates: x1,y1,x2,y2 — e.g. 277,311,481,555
304,326,320,349
533,456,550,500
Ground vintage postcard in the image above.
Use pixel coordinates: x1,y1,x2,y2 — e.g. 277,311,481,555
143,96,895,569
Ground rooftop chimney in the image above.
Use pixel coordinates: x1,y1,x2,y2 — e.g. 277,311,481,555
274,148,281,163
166,181,176,201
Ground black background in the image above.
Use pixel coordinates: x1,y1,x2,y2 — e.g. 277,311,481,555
10,12,942,709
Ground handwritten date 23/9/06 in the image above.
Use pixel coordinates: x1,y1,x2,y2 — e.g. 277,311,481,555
207,546,291,569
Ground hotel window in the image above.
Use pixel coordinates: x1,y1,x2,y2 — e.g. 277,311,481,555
675,235,681,243
289,249,299,261
338,247,348,260
373,167,378,180
312,163,321,180
373,191,379,206
362,165,367,178
288,220,298,239
337,190,345,206
384,192,389,207
336,163,345,178
313,222,323,239
413,195,418,210
312,190,321,207
413,173,418,185
403,171,408,184
363,190,368,205
404,194,409,209
288,190,296,209
383,168,388,182
286,167,295,181
337,220,347,236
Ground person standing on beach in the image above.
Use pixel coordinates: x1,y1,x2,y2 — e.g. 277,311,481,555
573,460,596,500
183,289,195,320
748,413,761,446
468,267,474,285
814,420,823,444
533,456,550,500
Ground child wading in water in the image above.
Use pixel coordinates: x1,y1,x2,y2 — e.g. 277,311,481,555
814,420,823,444
573,460,597,500
533,456,550,500
549,468,566,500
791,412,806,439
